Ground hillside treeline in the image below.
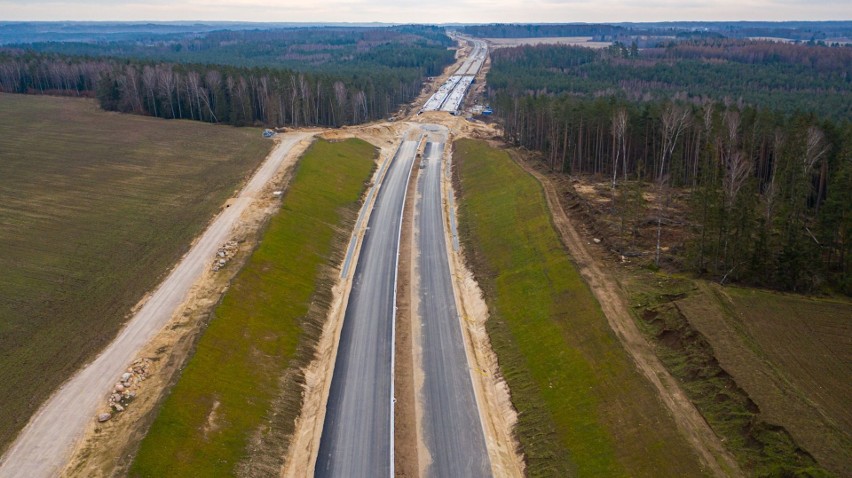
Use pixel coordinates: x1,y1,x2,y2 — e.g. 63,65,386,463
458,23,624,39
0,52,432,126
487,42,852,120
13,25,456,74
458,21,852,42
489,43,851,293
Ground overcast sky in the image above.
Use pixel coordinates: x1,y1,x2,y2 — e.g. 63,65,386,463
1,0,850,23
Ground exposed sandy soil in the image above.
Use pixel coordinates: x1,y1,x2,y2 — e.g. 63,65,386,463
512,152,743,478
58,133,318,478
394,140,422,477
409,188,433,478
485,36,613,49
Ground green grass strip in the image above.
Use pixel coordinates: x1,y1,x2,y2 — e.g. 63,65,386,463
130,138,376,477
454,139,705,478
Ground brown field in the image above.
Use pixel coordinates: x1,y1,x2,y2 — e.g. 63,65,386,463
485,36,613,49
629,271,850,476
0,93,271,454
727,289,851,431
714,287,852,473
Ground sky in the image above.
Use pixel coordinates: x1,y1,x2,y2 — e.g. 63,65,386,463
0,0,850,23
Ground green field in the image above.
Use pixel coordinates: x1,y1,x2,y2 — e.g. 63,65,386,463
453,139,705,477
0,93,271,452
129,138,376,476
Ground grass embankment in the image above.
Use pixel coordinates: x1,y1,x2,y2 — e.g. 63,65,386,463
453,139,705,477
129,139,376,477
631,273,847,477
0,93,270,452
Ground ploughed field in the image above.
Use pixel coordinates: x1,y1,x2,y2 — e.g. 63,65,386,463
0,93,270,452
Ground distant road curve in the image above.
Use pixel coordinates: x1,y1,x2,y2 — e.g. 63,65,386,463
0,132,311,478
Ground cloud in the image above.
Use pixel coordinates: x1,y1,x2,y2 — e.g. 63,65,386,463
0,0,849,22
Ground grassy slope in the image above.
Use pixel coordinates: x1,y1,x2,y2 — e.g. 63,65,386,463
129,139,376,477
453,139,705,477
0,93,270,451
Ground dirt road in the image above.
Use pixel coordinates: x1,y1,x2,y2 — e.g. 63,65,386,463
0,132,311,478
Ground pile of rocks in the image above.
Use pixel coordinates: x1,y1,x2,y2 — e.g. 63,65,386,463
212,240,239,272
98,358,151,422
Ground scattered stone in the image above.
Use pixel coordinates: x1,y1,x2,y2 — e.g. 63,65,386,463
98,413,112,423
593,238,602,244
104,358,153,411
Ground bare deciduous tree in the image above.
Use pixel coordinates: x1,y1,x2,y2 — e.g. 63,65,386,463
655,103,691,266
611,107,628,188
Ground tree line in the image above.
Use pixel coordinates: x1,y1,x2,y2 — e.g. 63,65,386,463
0,50,448,127
488,43,851,293
457,21,852,42
486,42,851,121
12,25,455,76
0,25,456,127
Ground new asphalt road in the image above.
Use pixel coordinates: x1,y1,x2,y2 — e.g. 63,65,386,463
315,137,419,478
417,141,491,477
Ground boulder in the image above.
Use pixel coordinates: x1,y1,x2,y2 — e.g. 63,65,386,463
114,383,125,393
97,413,112,423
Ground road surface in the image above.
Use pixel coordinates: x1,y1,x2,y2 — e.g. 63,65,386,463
0,132,311,478
417,140,491,477
315,135,420,478
422,37,487,113
454,38,487,76
422,75,463,112
439,76,476,113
